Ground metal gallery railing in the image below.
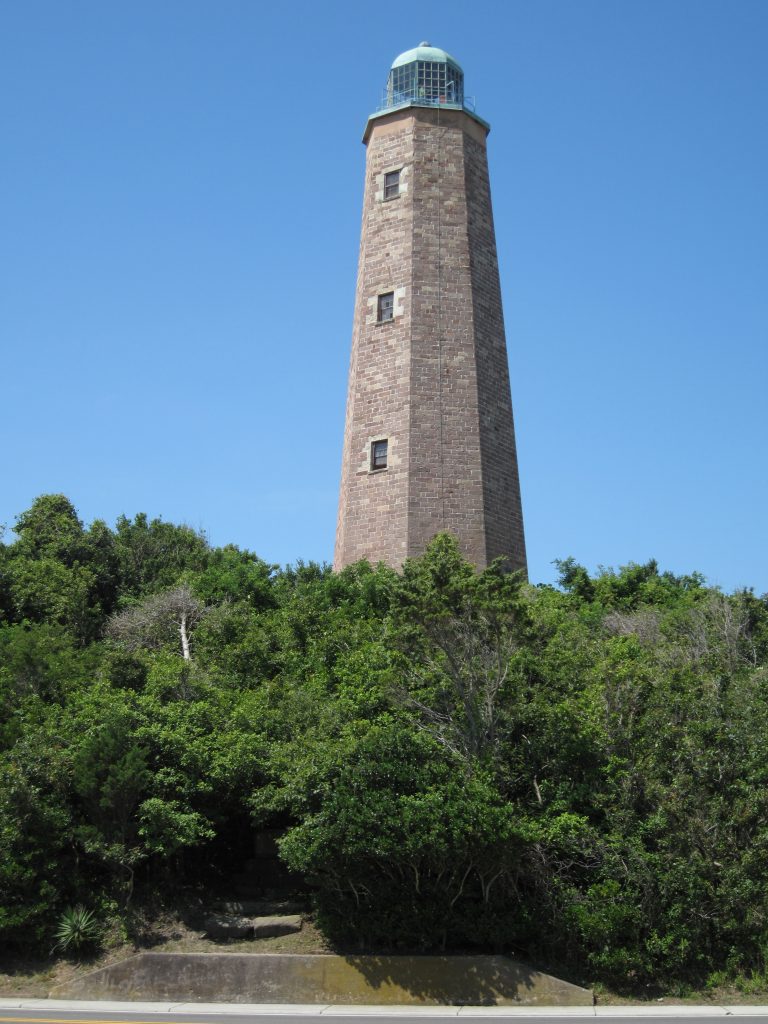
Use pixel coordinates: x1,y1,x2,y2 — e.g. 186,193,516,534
376,90,477,114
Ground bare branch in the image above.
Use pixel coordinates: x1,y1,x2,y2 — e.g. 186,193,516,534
106,584,207,660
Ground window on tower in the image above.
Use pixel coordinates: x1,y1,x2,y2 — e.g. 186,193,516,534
371,439,388,471
384,170,400,199
377,292,394,322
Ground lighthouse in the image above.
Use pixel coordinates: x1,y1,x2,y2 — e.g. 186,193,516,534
334,43,526,574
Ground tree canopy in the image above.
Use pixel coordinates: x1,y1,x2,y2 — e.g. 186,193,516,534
1,494,767,992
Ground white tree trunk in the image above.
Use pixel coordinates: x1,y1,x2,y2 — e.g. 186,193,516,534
180,612,191,660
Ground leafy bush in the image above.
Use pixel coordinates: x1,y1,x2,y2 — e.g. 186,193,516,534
2,495,768,992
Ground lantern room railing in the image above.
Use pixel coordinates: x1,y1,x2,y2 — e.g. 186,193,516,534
376,89,477,114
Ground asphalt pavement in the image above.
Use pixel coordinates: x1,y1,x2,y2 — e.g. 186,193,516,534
2,1000,768,1024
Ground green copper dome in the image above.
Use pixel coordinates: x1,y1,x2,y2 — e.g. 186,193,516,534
366,42,487,140
391,41,462,72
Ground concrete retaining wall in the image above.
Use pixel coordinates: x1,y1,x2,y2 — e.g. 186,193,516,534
51,953,592,1006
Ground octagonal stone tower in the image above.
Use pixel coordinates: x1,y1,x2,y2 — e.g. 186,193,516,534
334,43,526,574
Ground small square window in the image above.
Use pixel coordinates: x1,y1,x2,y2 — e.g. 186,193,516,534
371,439,388,470
384,170,400,199
377,291,394,322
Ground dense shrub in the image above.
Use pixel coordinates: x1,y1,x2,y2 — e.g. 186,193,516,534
1,494,767,990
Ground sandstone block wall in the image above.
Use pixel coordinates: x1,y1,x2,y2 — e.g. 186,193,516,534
335,106,526,574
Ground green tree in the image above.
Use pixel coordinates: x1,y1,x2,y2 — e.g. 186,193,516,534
114,514,209,596
276,721,532,950
390,534,527,765
13,495,86,565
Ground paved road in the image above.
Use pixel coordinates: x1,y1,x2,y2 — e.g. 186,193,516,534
2,1005,768,1024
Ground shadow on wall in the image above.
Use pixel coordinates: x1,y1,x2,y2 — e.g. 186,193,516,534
50,952,593,1006
342,955,540,1006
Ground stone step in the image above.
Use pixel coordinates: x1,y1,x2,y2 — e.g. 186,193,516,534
253,914,302,938
215,899,307,916
203,913,302,941
203,914,252,940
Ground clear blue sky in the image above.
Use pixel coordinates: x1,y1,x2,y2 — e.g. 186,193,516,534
1,1,766,593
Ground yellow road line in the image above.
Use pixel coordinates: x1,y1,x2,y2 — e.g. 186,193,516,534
0,1018,212,1024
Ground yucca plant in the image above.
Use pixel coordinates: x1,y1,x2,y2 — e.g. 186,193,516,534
52,905,100,954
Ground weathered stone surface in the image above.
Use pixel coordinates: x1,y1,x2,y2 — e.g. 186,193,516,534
335,104,526,575
251,914,302,938
203,914,252,939
50,952,593,1005
216,899,306,916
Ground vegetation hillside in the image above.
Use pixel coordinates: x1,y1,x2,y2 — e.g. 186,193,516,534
1,494,767,992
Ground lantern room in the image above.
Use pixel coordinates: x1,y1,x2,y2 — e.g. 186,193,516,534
385,42,465,110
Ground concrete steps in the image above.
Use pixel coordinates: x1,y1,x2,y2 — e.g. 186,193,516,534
215,899,307,916
203,913,302,941
204,832,308,940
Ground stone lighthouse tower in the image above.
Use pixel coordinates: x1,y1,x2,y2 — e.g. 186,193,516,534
334,43,526,574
